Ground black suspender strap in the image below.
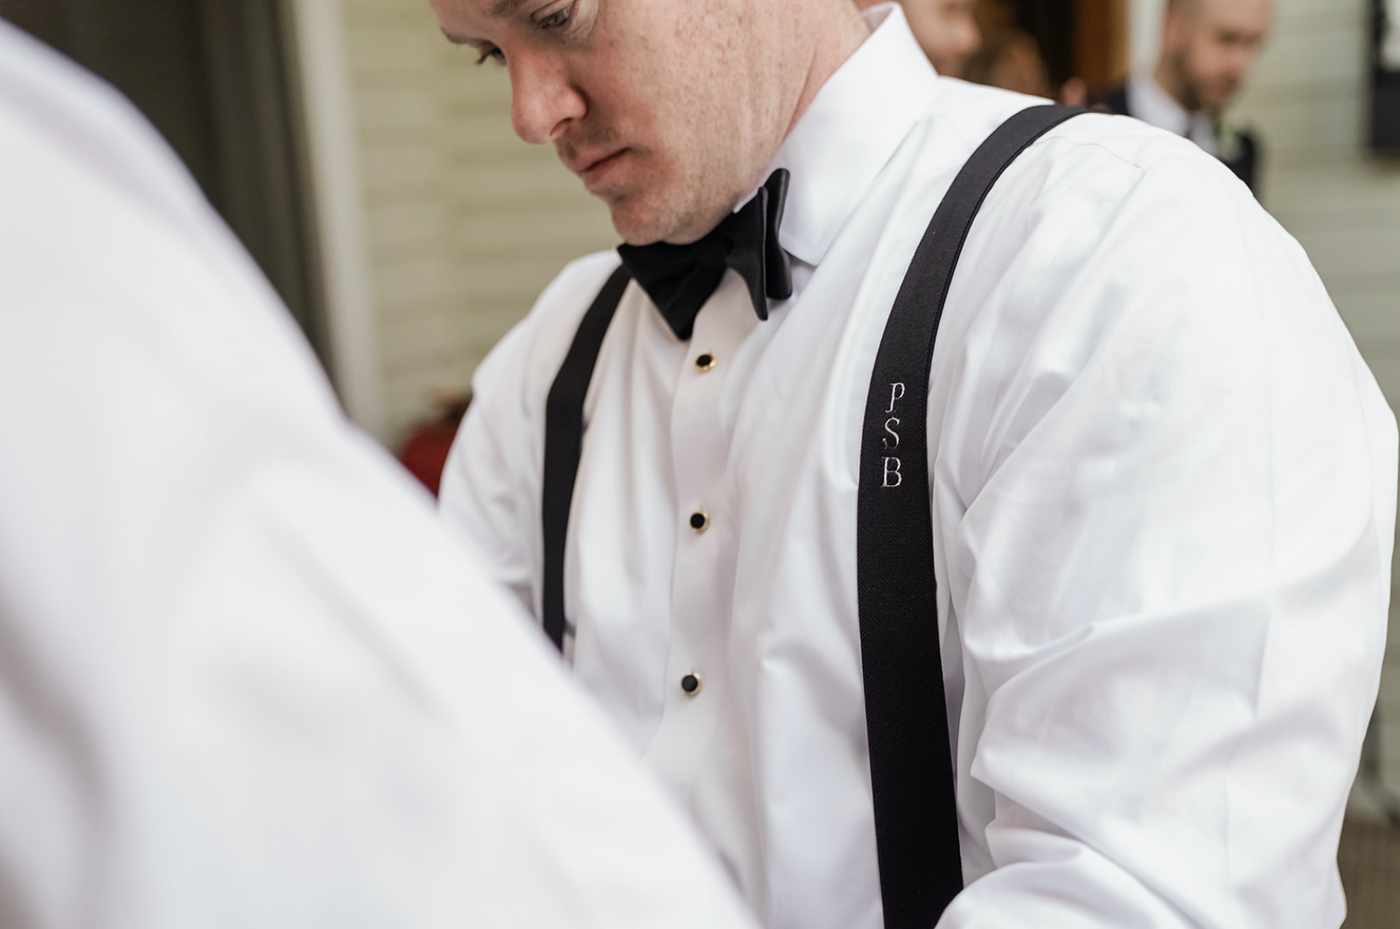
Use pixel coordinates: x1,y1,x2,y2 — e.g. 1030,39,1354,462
541,264,632,651
856,104,1085,928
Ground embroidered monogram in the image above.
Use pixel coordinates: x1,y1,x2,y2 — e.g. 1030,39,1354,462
882,456,903,488
882,382,905,487
884,382,905,414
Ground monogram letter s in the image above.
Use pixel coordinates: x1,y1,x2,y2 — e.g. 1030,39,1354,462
883,417,900,450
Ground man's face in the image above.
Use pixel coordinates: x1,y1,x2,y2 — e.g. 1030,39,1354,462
901,0,980,77
430,0,817,245
1162,0,1272,115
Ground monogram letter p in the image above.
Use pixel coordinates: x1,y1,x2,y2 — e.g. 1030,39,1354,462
885,382,905,414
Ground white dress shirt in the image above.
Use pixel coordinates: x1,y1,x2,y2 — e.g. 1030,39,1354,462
441,5,1398,927
1127,70,1218,156
0,21,760,929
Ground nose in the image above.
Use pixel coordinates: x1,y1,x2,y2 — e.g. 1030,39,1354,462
508,48,585,144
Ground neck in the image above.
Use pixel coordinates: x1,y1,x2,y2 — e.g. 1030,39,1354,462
784,5,871,140
668,3,871,246
1152,56,1201,116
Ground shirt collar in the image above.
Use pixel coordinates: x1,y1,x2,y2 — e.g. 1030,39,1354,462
760,3,938,267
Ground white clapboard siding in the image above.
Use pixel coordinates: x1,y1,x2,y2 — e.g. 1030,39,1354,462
339,0,613,443
1232,0,1400,794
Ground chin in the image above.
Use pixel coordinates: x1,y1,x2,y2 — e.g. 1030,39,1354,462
611,210,670,247
604,180,726,246
608,196,686,247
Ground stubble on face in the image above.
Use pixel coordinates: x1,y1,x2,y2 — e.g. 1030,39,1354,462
1160,0,1271,116
572,0,797,246
437,0,867,246
559,0,867,246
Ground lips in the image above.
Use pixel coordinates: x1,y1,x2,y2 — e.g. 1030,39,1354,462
567,148,628,187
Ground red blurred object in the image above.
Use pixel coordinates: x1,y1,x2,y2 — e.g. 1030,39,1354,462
398,391,471,497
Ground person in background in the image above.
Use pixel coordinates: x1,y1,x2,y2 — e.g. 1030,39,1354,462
855,0,980,76
963,28,1052,97
0,20,760,929
1097,0,1273,193
962,0,1089,105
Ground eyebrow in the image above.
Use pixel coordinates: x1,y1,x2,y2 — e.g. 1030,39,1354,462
440,0,527,43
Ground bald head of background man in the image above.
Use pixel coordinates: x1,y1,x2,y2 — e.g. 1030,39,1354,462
1156,0,1273,116
855,0,981,76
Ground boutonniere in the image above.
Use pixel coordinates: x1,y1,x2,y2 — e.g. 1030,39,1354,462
1215,117,1250,161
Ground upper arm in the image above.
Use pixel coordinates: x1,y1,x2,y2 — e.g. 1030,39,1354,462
937,144,1396,927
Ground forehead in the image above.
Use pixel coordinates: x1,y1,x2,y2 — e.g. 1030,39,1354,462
431,0,533,38
1195,0,1273,32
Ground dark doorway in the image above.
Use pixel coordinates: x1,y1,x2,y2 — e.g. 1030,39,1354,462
0,0,330,368
982,0,1129,95
1010,0,1078,89
1372,0,1400,153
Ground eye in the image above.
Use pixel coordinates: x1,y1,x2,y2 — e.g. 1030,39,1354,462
536,2,576,31
474,45,505,66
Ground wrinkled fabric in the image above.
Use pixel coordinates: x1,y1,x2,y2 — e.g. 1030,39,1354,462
440,5,1396,929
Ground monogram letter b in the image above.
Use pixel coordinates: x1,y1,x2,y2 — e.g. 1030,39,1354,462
882,456,903,488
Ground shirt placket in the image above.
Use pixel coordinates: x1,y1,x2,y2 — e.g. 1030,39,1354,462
642,272,756,783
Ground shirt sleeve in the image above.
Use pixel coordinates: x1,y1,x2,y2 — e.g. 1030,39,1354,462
934,143,1397,928
0,30,754,929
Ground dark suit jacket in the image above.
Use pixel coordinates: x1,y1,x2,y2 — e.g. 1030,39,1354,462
1095,85,1260,196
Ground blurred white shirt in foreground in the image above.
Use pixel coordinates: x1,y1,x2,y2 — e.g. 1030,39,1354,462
0,20,757,929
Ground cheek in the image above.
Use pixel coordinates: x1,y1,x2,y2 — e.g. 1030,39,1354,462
1183,41,1216,79
1204,41,1238,76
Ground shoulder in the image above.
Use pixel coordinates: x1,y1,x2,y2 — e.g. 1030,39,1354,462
903,81,1247,263
534,249,625,319
918,82,1322,398
0,22,226,241
471,249,623,410
931,83,1255,239
441,248,623,563
522,249,625,342
947,92,1274,306
938,81,1221,182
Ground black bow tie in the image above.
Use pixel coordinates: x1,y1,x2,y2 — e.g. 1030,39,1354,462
617,169,793,341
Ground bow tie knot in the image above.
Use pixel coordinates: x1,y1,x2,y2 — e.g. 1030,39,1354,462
618,169,793,341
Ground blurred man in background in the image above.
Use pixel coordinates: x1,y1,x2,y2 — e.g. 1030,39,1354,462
0,19,758,929
1098,0,1273,193
963,29,1052,97
856,0,980,76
